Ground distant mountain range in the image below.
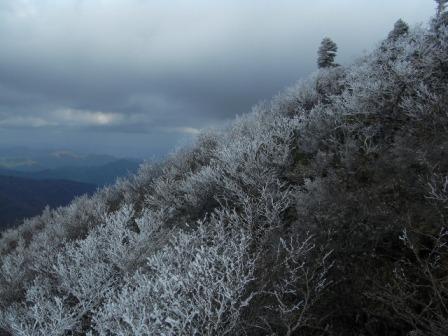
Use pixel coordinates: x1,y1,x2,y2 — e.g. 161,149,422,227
0,148,143,230
0,175,96,231
0,159,141,186
0,147,122,171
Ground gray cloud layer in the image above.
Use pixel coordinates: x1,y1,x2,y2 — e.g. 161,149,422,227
0,0,435,157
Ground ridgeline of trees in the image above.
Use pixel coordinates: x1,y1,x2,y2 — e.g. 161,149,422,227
1,3,448,335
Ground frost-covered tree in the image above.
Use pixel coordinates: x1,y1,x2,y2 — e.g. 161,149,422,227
433,0,448,29
317,37,338,68
93,213,257,336
250,235,333,336
436,0,447,16
388,19,409,40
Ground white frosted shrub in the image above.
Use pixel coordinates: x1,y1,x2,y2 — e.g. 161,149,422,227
93,210,256,336
1,278,81,336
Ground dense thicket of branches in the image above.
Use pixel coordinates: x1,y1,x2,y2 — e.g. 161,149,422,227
1,6,448,336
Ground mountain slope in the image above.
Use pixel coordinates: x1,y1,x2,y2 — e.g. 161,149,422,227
0,175,96,231
1,9,448,336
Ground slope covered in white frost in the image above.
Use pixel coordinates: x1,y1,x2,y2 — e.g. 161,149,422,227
1,7,448,336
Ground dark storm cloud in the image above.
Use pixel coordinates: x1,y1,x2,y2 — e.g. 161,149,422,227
0,0,435,156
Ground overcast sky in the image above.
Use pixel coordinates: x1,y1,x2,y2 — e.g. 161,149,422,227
0,0,435,158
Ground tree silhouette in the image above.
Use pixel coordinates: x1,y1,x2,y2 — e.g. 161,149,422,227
388,19,409,40
317,37,338,68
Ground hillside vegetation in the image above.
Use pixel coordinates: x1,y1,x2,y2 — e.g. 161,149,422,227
1,7,448,336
